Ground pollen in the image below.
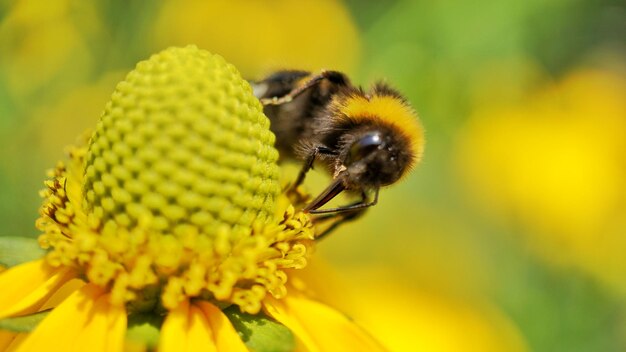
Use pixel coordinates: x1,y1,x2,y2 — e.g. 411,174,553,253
36,46,315,314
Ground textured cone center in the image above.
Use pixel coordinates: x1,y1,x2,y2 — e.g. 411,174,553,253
82,46,281,236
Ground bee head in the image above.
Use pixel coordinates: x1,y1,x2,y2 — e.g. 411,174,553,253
338,126,412,189
329,83,425,191
303,81,424,214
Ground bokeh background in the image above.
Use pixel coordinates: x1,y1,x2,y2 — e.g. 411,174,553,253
1,0,624,351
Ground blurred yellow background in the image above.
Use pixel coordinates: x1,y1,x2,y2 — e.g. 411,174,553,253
1,0,624,351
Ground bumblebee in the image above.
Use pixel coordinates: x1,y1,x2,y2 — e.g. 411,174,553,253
251,70,424,237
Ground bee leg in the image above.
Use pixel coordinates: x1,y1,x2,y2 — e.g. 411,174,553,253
312,190,372,240
309,187,379,214
260,70,348,106
286,146,337,206
291,146,337,189
314,210,367,241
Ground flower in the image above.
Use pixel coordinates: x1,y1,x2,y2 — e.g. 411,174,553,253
455,68,626,296
150,0,361,77
0,46,383,352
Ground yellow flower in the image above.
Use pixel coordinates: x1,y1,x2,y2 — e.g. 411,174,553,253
0,46,383,352
455,68,626,296
0,0,100,98
151,0,361,77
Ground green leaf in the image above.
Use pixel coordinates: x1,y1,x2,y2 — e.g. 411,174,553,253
224,306,295,352
0,236,46,268
0,310,49,332
125,312,163,349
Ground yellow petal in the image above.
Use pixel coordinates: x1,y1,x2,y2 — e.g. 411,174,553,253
159,300,190,352
263,294,386,352
39,279,86,311
0,330,19,351
196,302,248,352
2,278,86,352
186,305,217,352
13,284,112,352
0,260,77,318
159,300,217,352
73,293,127,352
263,296,318,352
2,332,27,352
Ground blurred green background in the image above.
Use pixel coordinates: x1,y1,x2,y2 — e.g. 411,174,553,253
0,0,624,351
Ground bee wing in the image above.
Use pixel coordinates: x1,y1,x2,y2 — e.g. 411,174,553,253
249,70,311,101
249,81,269,99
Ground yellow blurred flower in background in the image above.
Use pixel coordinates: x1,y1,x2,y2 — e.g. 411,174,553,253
151,0,361,78
0,0,99,99
18,72,126,162
456,68,626,296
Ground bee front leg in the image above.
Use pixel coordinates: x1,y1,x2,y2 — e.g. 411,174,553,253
313,209,367,241
286,146,337,205
311,189,376,240
292,146,337,189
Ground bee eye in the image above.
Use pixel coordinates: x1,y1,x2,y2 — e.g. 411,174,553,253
349,132,383,163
